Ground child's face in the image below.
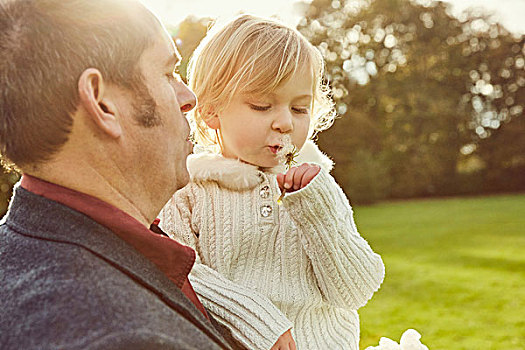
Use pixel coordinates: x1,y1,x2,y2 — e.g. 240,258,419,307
209,69,313,168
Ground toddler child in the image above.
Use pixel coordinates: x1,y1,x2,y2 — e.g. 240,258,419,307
159,14,385,350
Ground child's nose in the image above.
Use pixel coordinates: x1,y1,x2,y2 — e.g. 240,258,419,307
272,109,293,133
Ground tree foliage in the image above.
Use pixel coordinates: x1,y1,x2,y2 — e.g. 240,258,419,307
169,16,212,81
2,0,524,217
298,0,524,203
0,169,20,217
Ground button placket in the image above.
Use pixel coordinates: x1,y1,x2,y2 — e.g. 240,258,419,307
260,205,273,217
259,185,270,199
257,173,275,221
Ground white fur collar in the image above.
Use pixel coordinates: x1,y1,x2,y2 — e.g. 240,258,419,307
186,140,333,191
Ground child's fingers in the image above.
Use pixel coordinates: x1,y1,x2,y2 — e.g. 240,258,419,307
292,163,311,190
280,164,320,193
283,167,298,190
300,165,320,188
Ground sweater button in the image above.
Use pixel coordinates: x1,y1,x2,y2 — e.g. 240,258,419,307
260,205,273,217
259,185,270,199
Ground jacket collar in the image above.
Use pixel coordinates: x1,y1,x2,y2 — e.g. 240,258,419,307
19,174,195,289
3,186,230,349
187,140,333,191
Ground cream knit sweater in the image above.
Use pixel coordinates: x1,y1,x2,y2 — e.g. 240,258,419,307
159,141,385,350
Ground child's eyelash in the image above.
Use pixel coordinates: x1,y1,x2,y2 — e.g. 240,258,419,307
249,103,271,111
292,107,309,114
248,103,309,114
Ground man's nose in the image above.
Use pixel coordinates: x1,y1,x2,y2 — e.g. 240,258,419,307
176,81,197,113
272,108,293,133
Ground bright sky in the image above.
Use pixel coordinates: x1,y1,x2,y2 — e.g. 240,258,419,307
142,0,525,34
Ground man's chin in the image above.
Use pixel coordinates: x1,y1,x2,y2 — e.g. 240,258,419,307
160,168,189,194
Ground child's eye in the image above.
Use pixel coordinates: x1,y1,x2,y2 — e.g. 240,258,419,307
249,103,271,111
292,107,309,114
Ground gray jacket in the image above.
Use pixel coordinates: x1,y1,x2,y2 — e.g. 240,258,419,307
0,186,232,350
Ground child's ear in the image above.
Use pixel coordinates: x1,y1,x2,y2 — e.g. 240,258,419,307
204,113,220,130
199,105,220,130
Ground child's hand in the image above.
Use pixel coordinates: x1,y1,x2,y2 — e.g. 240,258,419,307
277,163,320,193
270,329,297,350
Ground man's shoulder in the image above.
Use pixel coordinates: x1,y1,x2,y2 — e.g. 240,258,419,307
0,224,222,350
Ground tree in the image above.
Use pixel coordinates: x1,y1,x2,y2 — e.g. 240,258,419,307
298,0,524,202
2,1,523,214
169,16,212,81
0,168,20,217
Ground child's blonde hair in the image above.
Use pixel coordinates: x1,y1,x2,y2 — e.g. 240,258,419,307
187,14,336,147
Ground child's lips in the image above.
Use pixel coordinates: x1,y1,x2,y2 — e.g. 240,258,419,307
268,145,282,154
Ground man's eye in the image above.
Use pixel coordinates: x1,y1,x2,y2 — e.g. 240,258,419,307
249,103,271,111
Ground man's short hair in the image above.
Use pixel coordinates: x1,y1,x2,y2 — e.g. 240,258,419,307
0,0,160,168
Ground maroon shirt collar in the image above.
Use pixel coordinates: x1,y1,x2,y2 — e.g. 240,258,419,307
20,174,195,288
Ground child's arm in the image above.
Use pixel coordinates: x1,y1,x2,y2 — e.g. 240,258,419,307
278,165,385,310
159,186,294,350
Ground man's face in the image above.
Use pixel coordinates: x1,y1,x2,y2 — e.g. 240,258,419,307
120,26,196,201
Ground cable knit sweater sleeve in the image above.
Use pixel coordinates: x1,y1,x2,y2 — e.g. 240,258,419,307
159,185,293,350
282,168,385,310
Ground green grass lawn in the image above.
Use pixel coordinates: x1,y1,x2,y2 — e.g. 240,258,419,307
354,194,525,350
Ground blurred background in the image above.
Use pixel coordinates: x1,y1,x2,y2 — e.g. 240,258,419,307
1,0,523,348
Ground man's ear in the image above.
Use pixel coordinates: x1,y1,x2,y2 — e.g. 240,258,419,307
78,68,122,139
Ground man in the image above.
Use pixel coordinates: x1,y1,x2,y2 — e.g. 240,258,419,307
0,0,238,348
